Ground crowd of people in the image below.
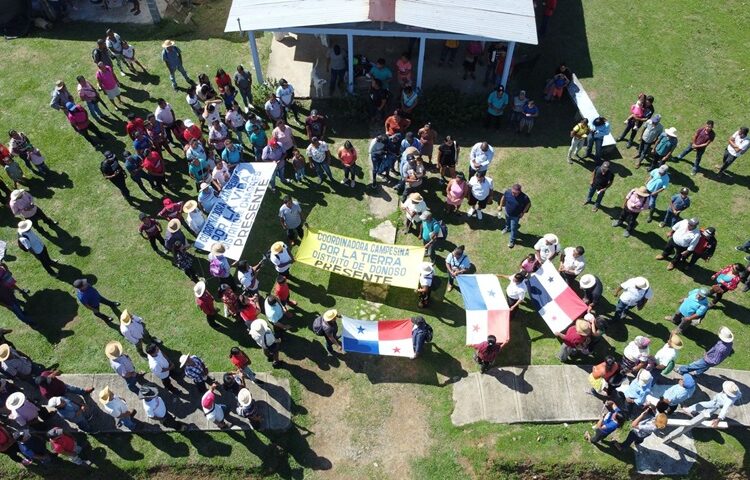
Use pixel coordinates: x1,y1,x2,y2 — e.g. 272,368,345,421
0,30,747,468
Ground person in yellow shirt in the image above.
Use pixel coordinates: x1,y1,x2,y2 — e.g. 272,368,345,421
568,118,590,163
439,40,460,67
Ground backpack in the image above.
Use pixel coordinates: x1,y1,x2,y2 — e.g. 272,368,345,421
424,324,434,343
311,316,325,336
209,257,228,278
437,220,448,239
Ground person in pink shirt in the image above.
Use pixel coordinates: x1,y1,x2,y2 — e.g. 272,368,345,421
272,120,295,158
95,61,125,110
395,53,413,86
75,75,107,121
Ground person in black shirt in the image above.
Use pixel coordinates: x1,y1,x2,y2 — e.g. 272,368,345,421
579,274,603,312
369,79,388,122
584,161,614,212
100,151,130,199
437,136,459,184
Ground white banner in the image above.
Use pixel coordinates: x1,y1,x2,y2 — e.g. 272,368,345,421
194,163,275,260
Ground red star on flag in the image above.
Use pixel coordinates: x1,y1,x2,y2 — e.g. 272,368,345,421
472,324,480,332
393,346,401,353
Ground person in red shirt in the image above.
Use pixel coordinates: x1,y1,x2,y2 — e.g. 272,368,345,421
215,68,232,94
218,284,240,320
688,227,717,267
158,197,183,221
193,281,217,320
539,0,558,36
239,294,261,328
0,423,17,456
182,119,203,145
555,319,592,361
35,370,93,400
143,150,167,193
125,114,147,140
473,335,504,373
47,428,89,465
710,263,743,306
228,346,261,384
384,110,411,136
138,213,165,254
65,102,104,144
272,275,297,312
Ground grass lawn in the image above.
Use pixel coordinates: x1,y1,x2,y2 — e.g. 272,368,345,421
0,0,748,479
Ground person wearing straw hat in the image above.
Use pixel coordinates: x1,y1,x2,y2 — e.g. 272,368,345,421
653,334,683,380
138,212,167,255
201,383,229,429
667,288,710,333
555,319,592,362
312,309,341,356
417,262,434,308
180,353,212,394
119,310,158,357
193,280,218,321
269,241,294,278
678,326,734,376
613,409,668,451
650,373,696,414
401,192,427,233
236,387,262,426
182,200,205,235
138,385,187,431
617,369,654,418
73,278,120,323
17,220,59,277
0,343,32,379
612,276,652,322
209,243,237,289
50,80,74,113
612,186,650,238
198,182,220,213
682,380,742,428
105,341,142,394
145,343,179,394
655,217,701,271
164,218,187,253
98,386,137,430
9,189,57,230
161,40,193,91
650,126,678,169
534,233,560,264
46,395,91,431
579,274,603,312
46,427,90,466
6,392,41,427
249,319,282,366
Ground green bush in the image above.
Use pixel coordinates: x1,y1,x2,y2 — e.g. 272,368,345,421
412,86,484,132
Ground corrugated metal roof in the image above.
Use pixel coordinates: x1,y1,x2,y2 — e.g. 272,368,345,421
224,0,537,45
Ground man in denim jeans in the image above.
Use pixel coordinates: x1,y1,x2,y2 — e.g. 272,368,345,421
499,184,531,249
306,137,334,184
584,161,614,212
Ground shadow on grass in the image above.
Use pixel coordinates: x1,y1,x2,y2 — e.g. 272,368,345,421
24,288,78,344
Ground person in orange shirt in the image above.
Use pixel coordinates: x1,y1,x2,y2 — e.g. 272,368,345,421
337,140,358,187
384,110,410,136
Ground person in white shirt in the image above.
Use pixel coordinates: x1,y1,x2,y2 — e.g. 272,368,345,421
682,381,742,427
559,246,586,285
211,159,231,190
249,319,281,366
502,272,528,315
276,78,299,122
181,200,205,235
236,259,261,294
17,220,59,277
656,218,700,270
306,137,333,184
264,93,284,123
468,141,494,177
119,309,158,357
653,334,682,378
138,385,186,430
201,384,229,428
534,233,560,264
467,171,493,220
208,120,229,153
269,241,294,276
202,99,223,126
120,40,145,72
105,29,126,75
186,86,204,126
717,127,750,175
145,344,178,394
225,103,247,145
401,192,427,231
613,276,653,322
98,386,137,430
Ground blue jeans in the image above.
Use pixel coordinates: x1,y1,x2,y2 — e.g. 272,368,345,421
118,415,137,430
168,64,191,88
270,163,288,188
85,100,104,120
676,145,707,172
343,165,355,182
505,215,520,243
662,209,681,227
677,358,711,376
648,194,659,210
586,137,604,163
313,161,334,182
123,375,139,394
330,68,346,93
586,185,606,207
613,299,632,321
294,167,305,181
238,88,252,108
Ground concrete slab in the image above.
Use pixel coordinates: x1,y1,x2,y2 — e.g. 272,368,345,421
267,33,325,98
50,372,291,433
635,432,697,476
366,187,399,219
68,0,167,25
369,220,397,244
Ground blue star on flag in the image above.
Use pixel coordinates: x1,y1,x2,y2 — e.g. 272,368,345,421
486,289,496,297
547,276,555,283
356,326,365,334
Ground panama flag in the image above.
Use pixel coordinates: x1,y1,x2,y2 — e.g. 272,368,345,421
528,260,588,333
342,317,415,357
456,275,510,346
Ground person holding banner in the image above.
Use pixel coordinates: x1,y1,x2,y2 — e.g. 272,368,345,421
262,137,287,191
270,241,294,278
236,259,262,296
534,234,560,264
558,246,586,286
411,316,433,359
279,195,306,245
420,212,441,262
502,272,528,315
198,182,220,213
209,244,237,289
555,319,592,362
417,262,434,308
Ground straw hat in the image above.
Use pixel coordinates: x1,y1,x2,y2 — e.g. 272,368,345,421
167,219,182,233
250,319,269,333
634,277,650,289
669,334,683,350
179,354,190,368
719,326,734,343
543,233,559,244
162,39,175,48
120,310,132,325
579,274,596,289
98,386,114,404
583,313,596,322
421,262,434,275
665,127,678,137
5,392,25,411
183,200,199,214
271,241,285,253
638,370,653,386
17,220,32,234
238,388,253,407
723,381,739,397
105,341,123,359
323,309,338,322
635,186,650,197
10,189,24,201
408,192,423,203
194,280,206,298
574,319,591,335
47,396,64,410
654,413,668,429
211,243,226,255
0,343,11,362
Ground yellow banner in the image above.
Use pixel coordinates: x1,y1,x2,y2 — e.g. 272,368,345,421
296,229,425,289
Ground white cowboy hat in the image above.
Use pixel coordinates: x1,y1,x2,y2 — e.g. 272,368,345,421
238,388,253,407
420,262,434,274
6,392,25,411
17,220,33,234
250,319,269,333
184,119,194,128
0,343,11,362
543,233,559,244
10,189,24,201
199,182,211,191
579,274,596,289
323,309,338,322
183,200,199,213
271,241,285,253
120,310,132,325
634,277,649,290
408,192,423,203
105,341,123,359
179,354,190,368
167,219,182,233
47,396,64,410
210,243,226,254
719,326,734,343
162,39,175,48
723,381,740,397
665,127,678,137
98,386,114,404
193,281,206,298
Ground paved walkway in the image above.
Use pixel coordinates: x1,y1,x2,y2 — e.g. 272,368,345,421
68,0,167,25
451,366,750,426
52,372,291,433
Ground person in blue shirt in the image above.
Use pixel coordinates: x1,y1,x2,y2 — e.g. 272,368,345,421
485,85,509,129
650,127,679,170
420,211,441,261
668,288,710,333
221,140,243,167
161,40,193,91
73,278,120,322
661,187,690,227
188,157,209,191
645,164,670,222
369,58,393,90
248,124,267,160
499,184,531,249
445,245,470,292
618,370,653,418
410,316,432,359
584,400,624,443
132,130,153,156
585,116,611,165
518,100,540,135
656,373,696,414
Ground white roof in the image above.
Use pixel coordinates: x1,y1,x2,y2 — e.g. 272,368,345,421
225,0,537,44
